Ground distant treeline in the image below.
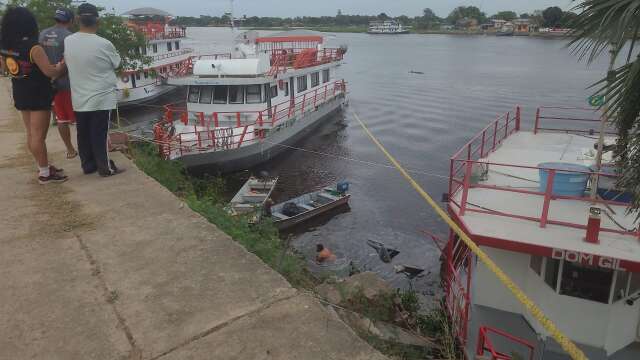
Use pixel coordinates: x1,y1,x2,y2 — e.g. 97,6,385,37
169,6,577,30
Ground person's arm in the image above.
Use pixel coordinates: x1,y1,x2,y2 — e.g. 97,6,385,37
30,45,65,79
106,41,121,70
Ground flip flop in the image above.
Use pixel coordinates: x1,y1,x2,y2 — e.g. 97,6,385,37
66,150,78,159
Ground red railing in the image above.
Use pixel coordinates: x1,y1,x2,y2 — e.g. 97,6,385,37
449,106,639,239
154,80,346,158
268,47,344,76
449,107,521,197
476,326,535,360
534,106,616,135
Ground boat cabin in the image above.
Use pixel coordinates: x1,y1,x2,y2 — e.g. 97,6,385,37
444,106,640,360
118,7,191,104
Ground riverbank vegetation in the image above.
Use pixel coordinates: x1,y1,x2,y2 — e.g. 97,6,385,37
170,5,577,33
129,142,315,288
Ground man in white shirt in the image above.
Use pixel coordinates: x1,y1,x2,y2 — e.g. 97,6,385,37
64,3,123,176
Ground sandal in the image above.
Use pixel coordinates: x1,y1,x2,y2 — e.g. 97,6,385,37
66,150,78,159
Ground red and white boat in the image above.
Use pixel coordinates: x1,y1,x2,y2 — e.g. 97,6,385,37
153,30,347,172
440,106,640,359
118,7,192,107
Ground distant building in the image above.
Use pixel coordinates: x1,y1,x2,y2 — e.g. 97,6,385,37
456,17,479,31
491,19,507,29
513,18,532,34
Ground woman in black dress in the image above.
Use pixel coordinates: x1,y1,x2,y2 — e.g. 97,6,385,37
1,7,67,183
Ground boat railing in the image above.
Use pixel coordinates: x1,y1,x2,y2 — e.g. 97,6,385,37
476,326,535,360
449,106,639,240
154,80,346,157
148,48,194,62
139,28,187,40
534,106,616,136
268,47,344,76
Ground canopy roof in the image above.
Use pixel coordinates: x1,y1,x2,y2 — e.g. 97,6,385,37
122,7,171,17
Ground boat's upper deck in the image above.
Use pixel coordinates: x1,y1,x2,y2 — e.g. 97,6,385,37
449,106,640,270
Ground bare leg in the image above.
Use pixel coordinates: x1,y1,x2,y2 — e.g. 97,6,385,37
29,110,51,168
57,123,76,156
20,111,32,154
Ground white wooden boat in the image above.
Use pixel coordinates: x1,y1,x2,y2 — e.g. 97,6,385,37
228,176,278,217
270,183,350,230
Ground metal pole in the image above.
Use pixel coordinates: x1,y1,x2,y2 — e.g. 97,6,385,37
590,43,617,200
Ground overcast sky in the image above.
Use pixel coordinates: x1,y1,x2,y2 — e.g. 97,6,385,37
93,0,575,18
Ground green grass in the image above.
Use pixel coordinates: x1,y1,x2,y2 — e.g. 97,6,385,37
130,142,316,289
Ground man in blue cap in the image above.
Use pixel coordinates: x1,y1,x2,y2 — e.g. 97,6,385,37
40,8,77,159
65,3,123,177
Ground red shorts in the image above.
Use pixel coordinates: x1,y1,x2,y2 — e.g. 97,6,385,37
53,90,75,124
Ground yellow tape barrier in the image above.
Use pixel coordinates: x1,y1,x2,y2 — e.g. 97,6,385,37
352,112,588,360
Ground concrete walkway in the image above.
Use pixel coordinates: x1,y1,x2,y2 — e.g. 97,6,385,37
0,79,386,360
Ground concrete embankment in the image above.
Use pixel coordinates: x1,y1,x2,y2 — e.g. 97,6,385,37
0,78,386,360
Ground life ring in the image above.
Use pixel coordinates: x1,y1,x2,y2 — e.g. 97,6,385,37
121,75,130,83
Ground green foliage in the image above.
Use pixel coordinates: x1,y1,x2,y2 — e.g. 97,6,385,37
568,0,640,217
492,11,518,21
447,6,487,25
130,142,315,288
542,6,564,27
416,8,441,30
5,0,149,72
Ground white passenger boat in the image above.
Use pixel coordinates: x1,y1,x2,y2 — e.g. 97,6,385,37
118,8,193,107
152,30,347,172
439,106,640,360
368,20,409,34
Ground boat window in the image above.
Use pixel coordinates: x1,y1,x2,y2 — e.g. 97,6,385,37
322,69,330,83
175,41,180,50
284,81,289,97
613,271,631,302
229,85,245,104
270,85,278,98
544,258,560,290
167,42,173,52
529,255,543,276
297,75,308,92
152,44,158,53
245,85,262,104
213,85,228,104
142,46,147,56
559,261,613,304
310,72,320,88
188,86,200,103
199,86,213,104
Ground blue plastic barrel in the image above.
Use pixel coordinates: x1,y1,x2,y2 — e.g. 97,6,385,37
591,164,633,203
538,162,591,197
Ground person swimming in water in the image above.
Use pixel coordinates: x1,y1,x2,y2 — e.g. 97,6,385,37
316,244,337,264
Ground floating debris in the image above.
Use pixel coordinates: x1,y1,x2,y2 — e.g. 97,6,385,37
394,265,425,279
367,239,400,263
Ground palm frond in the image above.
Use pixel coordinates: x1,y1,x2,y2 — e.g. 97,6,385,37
567,0,640,63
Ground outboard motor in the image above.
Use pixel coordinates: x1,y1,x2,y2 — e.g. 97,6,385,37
336,181,349,194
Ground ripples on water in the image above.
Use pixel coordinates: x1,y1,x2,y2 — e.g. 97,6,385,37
122,28,609,294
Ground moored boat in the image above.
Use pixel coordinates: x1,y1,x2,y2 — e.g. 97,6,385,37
368,20,410,34
152,30,347,172
271,182,350,230
118,8,193,107
228,176,278,217
439,106,640,360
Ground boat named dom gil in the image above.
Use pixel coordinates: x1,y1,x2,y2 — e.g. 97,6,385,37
153,30,347,172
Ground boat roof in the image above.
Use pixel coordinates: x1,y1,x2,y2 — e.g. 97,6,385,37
256,30,323,44
122,7,171,17
449,107,640,271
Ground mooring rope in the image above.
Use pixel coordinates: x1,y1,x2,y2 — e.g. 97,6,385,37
351,110,588,360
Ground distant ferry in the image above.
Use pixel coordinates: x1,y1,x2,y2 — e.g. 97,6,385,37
368,20,409,34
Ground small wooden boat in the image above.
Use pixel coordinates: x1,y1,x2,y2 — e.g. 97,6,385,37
270,182,350,230
228,176,278,218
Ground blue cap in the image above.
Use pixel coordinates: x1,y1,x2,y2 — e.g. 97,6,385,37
54,8,74,23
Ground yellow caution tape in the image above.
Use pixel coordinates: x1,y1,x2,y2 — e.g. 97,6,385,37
353,112,588,360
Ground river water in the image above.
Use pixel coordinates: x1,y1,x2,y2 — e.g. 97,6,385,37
121,28,609,295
